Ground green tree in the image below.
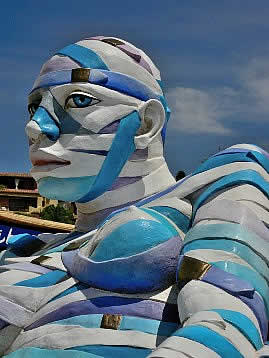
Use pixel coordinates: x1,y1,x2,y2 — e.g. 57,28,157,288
40,204,75,224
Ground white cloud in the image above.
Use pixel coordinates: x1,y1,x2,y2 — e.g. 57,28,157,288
166,87,235,134
166,55,269,135
240,57,269,113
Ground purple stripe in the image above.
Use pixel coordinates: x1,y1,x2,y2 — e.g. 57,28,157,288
129,148,148,161
40,56,80,76
98,119,121,134
202,267,268,340
108,176,142,191
240,292,268,341
25,295,179,331
202,266,254,297
117,43,153,75
62,235,181,293
0,319,9,330
88,37,153,75
213,148,251,157
69,149,108,156
0,263,51,275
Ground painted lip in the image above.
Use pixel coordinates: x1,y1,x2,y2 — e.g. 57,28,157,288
31,159,71,166
30,152,71,172
31,161,71,173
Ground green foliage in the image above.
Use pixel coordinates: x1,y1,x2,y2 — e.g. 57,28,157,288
40,204,75,224
0,185,7,190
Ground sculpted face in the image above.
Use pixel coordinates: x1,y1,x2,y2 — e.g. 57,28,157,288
26,37,168,202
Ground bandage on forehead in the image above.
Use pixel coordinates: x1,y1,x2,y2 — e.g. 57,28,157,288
31,68,161,102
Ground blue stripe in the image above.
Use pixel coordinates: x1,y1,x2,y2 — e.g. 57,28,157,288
193,151,269,175
119,315,178,336
91,70,160,102
66,345,152,358
32,68,161,103
183,222,269,266
78,111,141,202
141,208,180,236
193,169,269,219
51,314,103,328
90,219,176,262
52,95,81,135
31,70,72,92
14,270,67,288
57,44,109,70
211,261,269,316
50,314,178,336
49,282,88,302
182,239,269,279
173,325,244,357
32,106,60,141
211,309,263,350
149,206,190,233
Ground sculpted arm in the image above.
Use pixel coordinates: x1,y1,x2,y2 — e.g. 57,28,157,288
149,144,269,357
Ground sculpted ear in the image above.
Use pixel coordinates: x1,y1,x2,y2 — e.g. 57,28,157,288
134,99,165,149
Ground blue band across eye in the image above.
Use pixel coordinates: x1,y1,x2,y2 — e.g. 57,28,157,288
31,69,160,102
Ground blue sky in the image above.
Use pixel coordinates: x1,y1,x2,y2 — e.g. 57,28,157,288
1,1,269,175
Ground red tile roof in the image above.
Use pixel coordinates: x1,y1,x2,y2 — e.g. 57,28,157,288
0,189,39,194
0,172,33,178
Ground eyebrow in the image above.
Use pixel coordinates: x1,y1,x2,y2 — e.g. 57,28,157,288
31,68,160,102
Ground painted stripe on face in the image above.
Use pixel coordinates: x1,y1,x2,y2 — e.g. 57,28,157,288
52,94,81,135
77,39,162,94
69,149,108,156
77,111,141,203
31,69,160,102
32,107,59,141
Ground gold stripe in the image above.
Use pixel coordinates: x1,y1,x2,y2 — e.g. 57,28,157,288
63,238,87,251
101,314,122,330
31,255,50,265
101,38,124,46
71,68,91,83
178,255,211,283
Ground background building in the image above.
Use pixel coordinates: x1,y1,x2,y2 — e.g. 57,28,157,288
0,172,58,213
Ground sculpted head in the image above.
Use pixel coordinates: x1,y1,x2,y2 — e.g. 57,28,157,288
26,36,170,203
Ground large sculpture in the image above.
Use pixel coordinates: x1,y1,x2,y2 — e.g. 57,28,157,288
0,36,268,357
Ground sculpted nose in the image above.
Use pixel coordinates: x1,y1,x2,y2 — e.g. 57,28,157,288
26,107,60,142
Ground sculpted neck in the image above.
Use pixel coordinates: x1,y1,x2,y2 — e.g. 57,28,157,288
75,140,175,232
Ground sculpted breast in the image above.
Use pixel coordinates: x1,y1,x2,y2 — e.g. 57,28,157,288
62,206,183,293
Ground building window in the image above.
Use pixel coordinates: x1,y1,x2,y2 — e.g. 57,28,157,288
9,198,37,212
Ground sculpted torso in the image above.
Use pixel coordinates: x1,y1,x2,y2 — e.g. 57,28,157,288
0,36,268,357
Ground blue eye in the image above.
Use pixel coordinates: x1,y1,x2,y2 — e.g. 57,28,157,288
66,92,101,108
73,95,93,107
